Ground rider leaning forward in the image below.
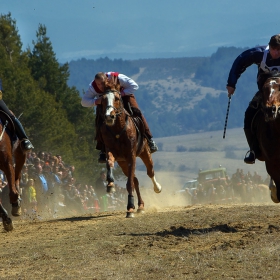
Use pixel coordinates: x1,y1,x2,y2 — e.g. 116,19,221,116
81,72,158,163
226,34,280,164
0,79,34,151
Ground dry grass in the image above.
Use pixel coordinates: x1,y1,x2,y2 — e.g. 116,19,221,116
1,204,280,279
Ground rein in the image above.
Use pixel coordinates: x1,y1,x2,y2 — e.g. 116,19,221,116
106,114,129,139
104,90,129,139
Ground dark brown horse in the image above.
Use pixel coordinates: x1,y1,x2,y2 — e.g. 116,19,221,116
0,111,26,231
99,82,161,217
254,72,280,203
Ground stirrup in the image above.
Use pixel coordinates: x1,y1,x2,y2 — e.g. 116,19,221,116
20,139,34,151
244,150,255,164
148,139,158,153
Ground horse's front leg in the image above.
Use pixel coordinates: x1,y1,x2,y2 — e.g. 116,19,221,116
0,203,13,231
126,154,137,218
106,152,115,193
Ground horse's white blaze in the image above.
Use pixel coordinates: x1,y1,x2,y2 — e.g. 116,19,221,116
151,176,161,193
105,92,115,117
269,80,277,98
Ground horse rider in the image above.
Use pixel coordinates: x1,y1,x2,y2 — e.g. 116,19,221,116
0,79,34,151
81,72,158,163
226,34,280,164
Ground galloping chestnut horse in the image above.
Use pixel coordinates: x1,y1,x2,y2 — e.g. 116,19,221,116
99,81,161,217
254,71,280,203
0,111,26,231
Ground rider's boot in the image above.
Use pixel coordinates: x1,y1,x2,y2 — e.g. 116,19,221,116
244,128,258,164
98,151,107,163
96,140,106,163
13,117,34,151
147,138,158,153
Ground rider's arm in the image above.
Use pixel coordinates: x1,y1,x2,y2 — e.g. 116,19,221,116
81,83,100,107
227,46,264,89
118,74,139,95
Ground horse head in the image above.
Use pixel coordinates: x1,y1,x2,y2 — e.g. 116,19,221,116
101,82,123,126
260,71,280,121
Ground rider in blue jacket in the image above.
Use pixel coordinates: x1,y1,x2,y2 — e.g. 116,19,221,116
226,34,280,164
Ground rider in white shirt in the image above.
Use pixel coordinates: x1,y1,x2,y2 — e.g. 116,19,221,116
81,72,158,163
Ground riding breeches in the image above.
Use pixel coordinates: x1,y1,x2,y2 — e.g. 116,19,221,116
122,94,153,139
95,105,105,151
244,91,261,130
0,99,14,119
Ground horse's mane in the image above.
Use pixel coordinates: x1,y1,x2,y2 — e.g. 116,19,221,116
104,79,121,92
259,70,280,90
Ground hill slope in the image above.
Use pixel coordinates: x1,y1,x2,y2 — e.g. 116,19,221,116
68,47,256,137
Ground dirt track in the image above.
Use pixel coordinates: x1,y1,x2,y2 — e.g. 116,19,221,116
1,203,280,280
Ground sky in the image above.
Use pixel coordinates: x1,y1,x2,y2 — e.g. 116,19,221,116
1,0,280,62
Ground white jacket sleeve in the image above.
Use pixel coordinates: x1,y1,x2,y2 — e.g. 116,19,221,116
118,74,139,94
81,82,99,107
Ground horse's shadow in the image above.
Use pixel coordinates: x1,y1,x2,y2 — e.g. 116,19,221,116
47,213,114,223
122,224,238,238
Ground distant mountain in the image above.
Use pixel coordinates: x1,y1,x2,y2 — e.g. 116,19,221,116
68,47,257,137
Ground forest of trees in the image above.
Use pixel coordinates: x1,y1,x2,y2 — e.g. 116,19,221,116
0,13,99,183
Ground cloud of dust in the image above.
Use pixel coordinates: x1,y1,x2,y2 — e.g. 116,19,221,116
137,171,191,211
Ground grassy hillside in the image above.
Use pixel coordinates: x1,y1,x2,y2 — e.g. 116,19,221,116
134,128,268,191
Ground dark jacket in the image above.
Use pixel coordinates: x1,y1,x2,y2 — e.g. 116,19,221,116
227,45,280,90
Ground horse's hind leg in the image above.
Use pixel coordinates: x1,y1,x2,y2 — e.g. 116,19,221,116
0,203,13,231
11,144,26,216
2,160,21,216
139,148,162,193
117,160,144,217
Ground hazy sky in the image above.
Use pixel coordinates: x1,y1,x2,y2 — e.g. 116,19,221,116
2,1,280,62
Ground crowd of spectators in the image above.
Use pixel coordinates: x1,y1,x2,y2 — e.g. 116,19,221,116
0,155,274,219
0,151,127,219
183,168,271,205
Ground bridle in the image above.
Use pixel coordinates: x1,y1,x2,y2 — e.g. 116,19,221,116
260,76,280,121
103,89,125,118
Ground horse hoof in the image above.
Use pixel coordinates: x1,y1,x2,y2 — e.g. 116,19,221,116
107,186,115,193
11,205,22,216
126,211,135,218
3,218,13,231
137,208,145,214
154,184,162,194
270,185,280,203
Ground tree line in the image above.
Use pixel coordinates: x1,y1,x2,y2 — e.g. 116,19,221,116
0,13,99,184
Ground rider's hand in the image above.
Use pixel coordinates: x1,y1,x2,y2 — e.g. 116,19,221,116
226,86,235,97
94,97,102,105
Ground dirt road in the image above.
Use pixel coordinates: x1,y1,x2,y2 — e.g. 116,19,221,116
1,203,280,280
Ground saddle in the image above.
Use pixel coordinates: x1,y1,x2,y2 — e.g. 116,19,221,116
123,101,145,152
